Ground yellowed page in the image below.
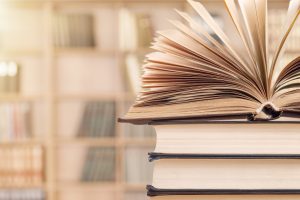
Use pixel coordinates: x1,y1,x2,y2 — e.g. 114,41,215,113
224,0,259,75
187,0,251,77
269,0,300,87
238,0,267,92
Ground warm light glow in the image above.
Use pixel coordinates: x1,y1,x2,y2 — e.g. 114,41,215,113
0,62,7,76
7,62,18,76
0,2,6,12
0,61,18,77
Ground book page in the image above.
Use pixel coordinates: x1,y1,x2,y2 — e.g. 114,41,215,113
187,0,252,78
269,0,300,87
238,0,268,94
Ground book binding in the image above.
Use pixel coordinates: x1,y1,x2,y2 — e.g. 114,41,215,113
248,103,282,121
119,109,300,125
148,152,300,162
146,185,300,197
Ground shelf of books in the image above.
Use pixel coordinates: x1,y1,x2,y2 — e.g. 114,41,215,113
0,0,297,200
0,2,47,200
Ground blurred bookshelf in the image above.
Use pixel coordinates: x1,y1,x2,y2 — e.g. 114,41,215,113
0,0,298,200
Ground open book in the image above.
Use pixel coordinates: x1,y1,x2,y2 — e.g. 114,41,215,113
123,0,300,123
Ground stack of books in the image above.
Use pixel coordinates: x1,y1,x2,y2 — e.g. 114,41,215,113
121,0,300,199
146,122,300,199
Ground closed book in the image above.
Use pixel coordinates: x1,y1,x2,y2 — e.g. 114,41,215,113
149,194,300,199
151,159,300,191
148,121,300,197
152,121,300,155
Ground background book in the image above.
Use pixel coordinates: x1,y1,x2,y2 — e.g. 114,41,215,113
0,102,32,141
0,189,45,200
53,13,95,48
58,100,116,183
118,8,153,51
0,145,43,187
81,147,115,182
57,146,115,183
76,101,116,138
0,61,20,94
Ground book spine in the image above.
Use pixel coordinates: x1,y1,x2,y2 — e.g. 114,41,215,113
81,147,95,182
146,185,300,197
76,103,90,137
148,152,300,162
93,148,104,181
0,189,45,200
0,146,43,187
0,103,32,140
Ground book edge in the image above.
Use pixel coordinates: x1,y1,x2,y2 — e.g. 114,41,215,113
119,110,300,125
146,185,300,196
148,152,300,162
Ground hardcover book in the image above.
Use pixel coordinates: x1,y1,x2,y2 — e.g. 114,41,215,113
146,121,300,197
149,195,300,200
150,121,300,156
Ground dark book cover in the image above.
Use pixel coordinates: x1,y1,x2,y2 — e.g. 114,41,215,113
148,152,300,162
146,185,300,197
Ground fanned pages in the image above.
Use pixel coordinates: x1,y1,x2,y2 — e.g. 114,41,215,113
122,0,300,123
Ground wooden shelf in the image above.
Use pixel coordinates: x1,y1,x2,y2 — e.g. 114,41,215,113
56,137,155,147
123,183,145,191
54,48,115,56
0,0,45,8
57,94,119,101
0,49,42,58
0,139,44,146
0,94,43,102
56,137,117,146
121,48,152,55
0,183,45,189
54,47,154,56
56,137,156,147
56,93,135,101
56,181,117,190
